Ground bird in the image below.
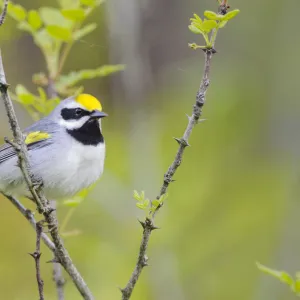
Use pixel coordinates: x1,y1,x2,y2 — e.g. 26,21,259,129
0,93,107,200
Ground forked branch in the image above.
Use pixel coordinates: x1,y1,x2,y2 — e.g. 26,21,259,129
0,12,94,299
29,221,45,300
121,4,229,299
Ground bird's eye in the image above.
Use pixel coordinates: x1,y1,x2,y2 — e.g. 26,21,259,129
75,108,83,116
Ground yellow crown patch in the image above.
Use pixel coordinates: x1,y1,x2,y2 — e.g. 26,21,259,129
75,94,102,111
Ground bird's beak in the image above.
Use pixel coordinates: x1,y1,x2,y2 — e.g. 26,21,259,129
90,110,108,119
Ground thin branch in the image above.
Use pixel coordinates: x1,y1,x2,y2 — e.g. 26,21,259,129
0,50,94,299
121,48,214,300
53,262,66,300
121,4,228,299
50,201,65,300
56,41,74,79
47,76,65,300
47,79,58,99
0,0,8,27
30,221,45,300
4,193,55,251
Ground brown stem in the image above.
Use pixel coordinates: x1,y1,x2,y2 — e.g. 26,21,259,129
121,49,215,300
120,3,228,298
30,221,44,300
4,193,56,251
0,0,8,26
56,41,74,79
50,201,66,300
0,50,94,299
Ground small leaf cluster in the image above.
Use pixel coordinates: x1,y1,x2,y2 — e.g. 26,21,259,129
134,190,168,216
257,262,300,296
13,84,60,121
1,0,124,119
0,0,125,223
188,9,240,49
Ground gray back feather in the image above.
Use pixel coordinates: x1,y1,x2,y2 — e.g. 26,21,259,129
0,116,61,164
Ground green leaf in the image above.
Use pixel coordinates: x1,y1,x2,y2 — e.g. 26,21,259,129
37,87,47,100
159,193,168,203
136,202,147,210
152,200,160,208
136,199,150,210
33,29,53,51
63,189,88,207
223,9,240,21
17,22,34,33
39,7,72,28
294,279,300,293
46,25,72,41
73,23,97,40
192,13,202,23
188,43,206,50
202,20,218,33
7,3,26,21
140,191,145,201
63,198,83,207
256,262,294,286
77,188,89,199
133,190,140,201
218,20,228,29
43,97,60,114
57,65,125,88
80,0,97,6
61,9,86,21
59,0,81,9
204,11,222,21
15,84,30,95
188,24,203,35
15,85,36,105
28,10,42,30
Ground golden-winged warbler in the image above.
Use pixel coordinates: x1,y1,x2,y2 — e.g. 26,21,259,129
0,94,107,199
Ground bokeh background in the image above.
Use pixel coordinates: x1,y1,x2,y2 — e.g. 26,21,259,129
0,0,299,299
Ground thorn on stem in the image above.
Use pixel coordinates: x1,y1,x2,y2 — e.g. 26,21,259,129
29,251,42,259
173,137,190,147
186,114,193,122
0,82,9,91
151,225,160,230
47,257,61,264
202,48,217,54
138,219,146,229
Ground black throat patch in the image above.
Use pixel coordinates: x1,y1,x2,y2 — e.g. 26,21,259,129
67,119,104,146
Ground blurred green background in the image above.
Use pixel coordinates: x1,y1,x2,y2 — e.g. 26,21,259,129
0,0,299,299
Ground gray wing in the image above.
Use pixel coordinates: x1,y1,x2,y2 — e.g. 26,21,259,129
0,117,60,164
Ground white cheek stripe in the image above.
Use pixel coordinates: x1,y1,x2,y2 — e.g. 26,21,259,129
59,116,89,130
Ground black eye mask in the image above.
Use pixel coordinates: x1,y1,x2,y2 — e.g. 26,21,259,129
61,108,91,120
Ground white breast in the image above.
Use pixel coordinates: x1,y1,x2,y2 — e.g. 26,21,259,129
40,140,105,199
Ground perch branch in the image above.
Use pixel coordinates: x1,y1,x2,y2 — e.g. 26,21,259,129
30,221,45,300
53,260,66,300
0,0,8,26
4,194,55,251
46,74,66,300
50,200,65,300
0,50,94,299
121,4,228,299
